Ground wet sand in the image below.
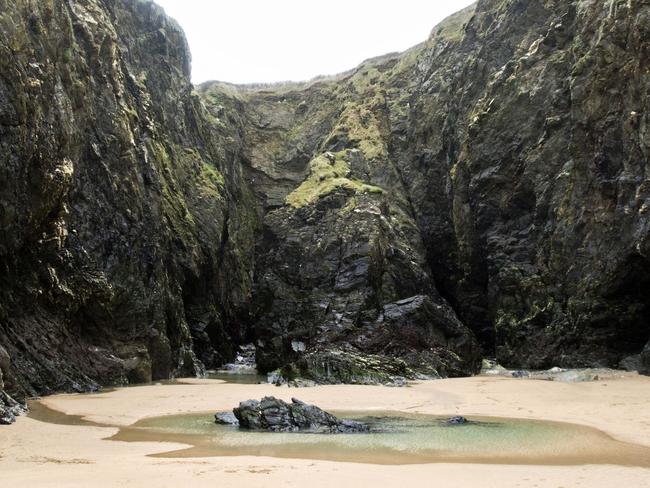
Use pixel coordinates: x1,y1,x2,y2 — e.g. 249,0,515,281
1,375,650,487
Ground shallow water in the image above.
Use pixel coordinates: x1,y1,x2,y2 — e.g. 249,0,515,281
107,410,650,466
205,372,267,384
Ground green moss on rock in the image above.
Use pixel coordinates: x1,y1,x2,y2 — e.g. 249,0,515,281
286,151,383,208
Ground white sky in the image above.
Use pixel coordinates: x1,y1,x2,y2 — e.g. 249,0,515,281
154,0,476,84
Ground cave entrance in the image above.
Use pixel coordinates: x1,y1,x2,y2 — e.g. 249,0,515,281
605,253,650,358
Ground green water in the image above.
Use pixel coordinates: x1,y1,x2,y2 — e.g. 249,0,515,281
111,411,650,466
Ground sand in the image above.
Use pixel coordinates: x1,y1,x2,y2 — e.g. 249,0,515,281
1,374,650,487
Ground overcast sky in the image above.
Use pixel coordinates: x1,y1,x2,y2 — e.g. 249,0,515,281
154,0,476,84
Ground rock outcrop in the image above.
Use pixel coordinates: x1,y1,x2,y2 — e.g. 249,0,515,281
1,0,649,421
0,350,25,424
201,0,650,373
233,396,369,433
0,0,256,410
640,344,650,376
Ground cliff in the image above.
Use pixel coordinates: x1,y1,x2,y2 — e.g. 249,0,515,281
0,0,257,414
1,0,649,419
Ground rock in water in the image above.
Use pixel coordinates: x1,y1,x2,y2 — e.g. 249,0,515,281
233,397,369,433
214,412,239,426
447,416,469,425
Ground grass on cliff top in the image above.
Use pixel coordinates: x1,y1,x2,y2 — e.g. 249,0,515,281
428,3,476,44
286,151,383,208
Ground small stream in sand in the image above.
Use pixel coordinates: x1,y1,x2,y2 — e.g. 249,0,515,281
27,400,650,467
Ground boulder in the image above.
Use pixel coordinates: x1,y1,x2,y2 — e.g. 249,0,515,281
511,370,530,378
233,396,369,433
447,416,469,425
214,412,239,426
0,391,26,425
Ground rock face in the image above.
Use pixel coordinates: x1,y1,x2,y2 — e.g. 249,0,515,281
0,0,257,411
1,0,649,421
233,396,369,433
200,0,650,374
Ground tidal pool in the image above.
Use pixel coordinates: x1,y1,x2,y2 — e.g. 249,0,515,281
105,411,650,466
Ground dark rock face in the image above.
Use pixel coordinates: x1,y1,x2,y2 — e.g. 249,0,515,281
202,0,650,374
233,396,369,433
0,0,257,411
1,0,650,419
432,0,650,370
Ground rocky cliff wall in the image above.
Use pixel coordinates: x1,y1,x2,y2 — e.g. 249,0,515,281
201,0,649,375
1,0,649,417
0,0,257,411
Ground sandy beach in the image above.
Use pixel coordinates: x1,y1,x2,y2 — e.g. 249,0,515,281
1,375,650,487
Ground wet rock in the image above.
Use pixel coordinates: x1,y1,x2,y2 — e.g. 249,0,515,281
481,359,509,376
220,344,258,375
638,344,650,376
214,412,239,426
553,370,600,383
385,376,409,388
266,369,286,386
266,372,318,388
288,378,318,388
0,333,20,424
233,396,369,433
511,370,530,378
447,416,468,425
292,348,420,385
0,391,26,425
